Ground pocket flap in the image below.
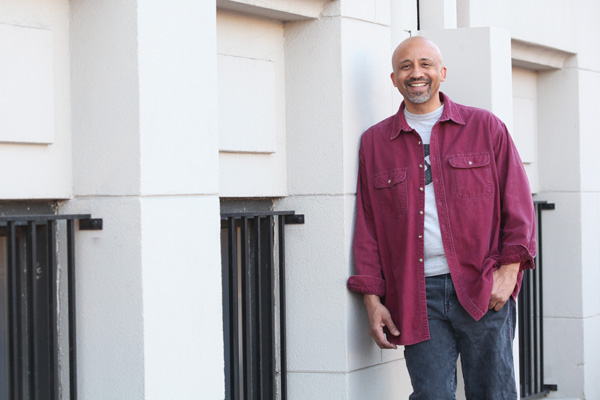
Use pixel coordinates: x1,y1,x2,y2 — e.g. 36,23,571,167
448,153,490,169
374,168,407,188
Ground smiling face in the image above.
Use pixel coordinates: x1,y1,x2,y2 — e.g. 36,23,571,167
390,37,447,114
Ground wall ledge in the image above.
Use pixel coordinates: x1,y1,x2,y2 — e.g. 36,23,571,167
217,0,330,21
511,39,575,71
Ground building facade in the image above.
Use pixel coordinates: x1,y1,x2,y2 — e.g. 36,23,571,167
0,0,599,399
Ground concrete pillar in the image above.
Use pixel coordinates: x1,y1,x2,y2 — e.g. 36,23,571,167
67,1,223,398
279,0,413,398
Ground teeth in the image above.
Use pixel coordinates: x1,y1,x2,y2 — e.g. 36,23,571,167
409,83,427,87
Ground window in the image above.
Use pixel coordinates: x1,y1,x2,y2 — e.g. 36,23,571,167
0,212,101,400
221,209,303,400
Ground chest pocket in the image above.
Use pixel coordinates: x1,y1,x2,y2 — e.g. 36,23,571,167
448,153,493,200
374,168,408,217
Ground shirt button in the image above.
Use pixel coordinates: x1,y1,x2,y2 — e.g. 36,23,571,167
419,211,423,215
388,179,391,183
419,258,423,262
468,161,473,165
418,235,423,239
418,141,422,145
419,164,423,168
420,187,424,191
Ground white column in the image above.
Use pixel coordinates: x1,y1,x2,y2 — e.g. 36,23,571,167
281,1,413,398
68,0,223,398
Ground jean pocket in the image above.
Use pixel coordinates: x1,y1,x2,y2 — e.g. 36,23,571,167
448,152,493,199
374,168,408,217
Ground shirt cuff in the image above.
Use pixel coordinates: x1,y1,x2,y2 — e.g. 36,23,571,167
347,275,386,297
499,243,536,270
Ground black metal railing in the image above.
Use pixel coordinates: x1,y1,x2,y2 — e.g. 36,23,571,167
518,201,557,399
0,214,102,400
221,211,304,400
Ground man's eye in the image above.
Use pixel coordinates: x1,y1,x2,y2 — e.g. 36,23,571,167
401,65,410,70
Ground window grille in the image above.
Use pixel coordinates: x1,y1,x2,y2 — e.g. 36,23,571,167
518,201,557,399
0,214,102,400
221,211,304,400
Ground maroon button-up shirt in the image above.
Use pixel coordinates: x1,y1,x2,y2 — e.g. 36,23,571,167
348,93,536,346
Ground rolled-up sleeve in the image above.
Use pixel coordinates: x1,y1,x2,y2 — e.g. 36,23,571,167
347,144,386,297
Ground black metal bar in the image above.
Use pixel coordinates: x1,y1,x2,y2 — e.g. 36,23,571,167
532,254,539,394
267,215,276,400
7,221,22,400
67,219,78,400
519,201,557,399
0,214,92,224
536,202,548,397
78,218,103,231
278,215,288,400
416,0,421,31
26,221,38,400
47,220,58,400
220,211,297,219
227,217,240,399
255,216,264,399
240,217,252,400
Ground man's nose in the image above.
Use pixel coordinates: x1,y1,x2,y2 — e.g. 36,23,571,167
410,65,425,78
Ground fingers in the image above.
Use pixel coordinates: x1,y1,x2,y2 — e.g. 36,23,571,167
383,315,400,337
488,291,508,311
370,327,397,349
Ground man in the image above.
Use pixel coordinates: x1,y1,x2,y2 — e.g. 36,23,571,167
347,36,536,399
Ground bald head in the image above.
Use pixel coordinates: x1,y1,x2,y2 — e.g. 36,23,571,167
389,36,447,113
391,36,444,73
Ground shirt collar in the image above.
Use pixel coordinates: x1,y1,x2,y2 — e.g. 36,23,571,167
390,92,465,140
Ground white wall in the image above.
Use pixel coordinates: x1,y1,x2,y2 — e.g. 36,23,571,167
0,0,71,199
67,1,223,399
512,68,539,193
217,10,287,198
281,1,413,398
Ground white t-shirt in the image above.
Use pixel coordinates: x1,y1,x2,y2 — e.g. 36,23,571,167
404,106,450,277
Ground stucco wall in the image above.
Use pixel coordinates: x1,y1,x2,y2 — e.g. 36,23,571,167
0,0,71,199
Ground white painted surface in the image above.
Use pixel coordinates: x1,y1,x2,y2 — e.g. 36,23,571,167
537,68,581,193
512,68,539,192
324,0,391,25
218,54,277,153
69,1,224,399
138,0,219,196
217,10,287,197
419,0,457,29
349,360,412,400
70,0,141,197
141,195,223,399
277,195,349,372
285,17,344,196
341,18,393,194
419,27,513,130
287,371,347,399
61,197,146,399
579,69,600,193
0,0,71,199
0,23,54,144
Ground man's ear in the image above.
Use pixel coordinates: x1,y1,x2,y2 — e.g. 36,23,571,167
390,72,397,87
440,66,447,82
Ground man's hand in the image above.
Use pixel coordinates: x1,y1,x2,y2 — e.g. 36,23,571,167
488,262,520,311
364,294,400,349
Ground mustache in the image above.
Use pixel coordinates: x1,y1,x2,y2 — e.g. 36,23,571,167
405,77,432,85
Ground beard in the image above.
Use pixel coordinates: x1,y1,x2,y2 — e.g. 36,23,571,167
404,78,432,104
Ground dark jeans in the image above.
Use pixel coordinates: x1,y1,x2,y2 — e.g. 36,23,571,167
404,274,517,400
